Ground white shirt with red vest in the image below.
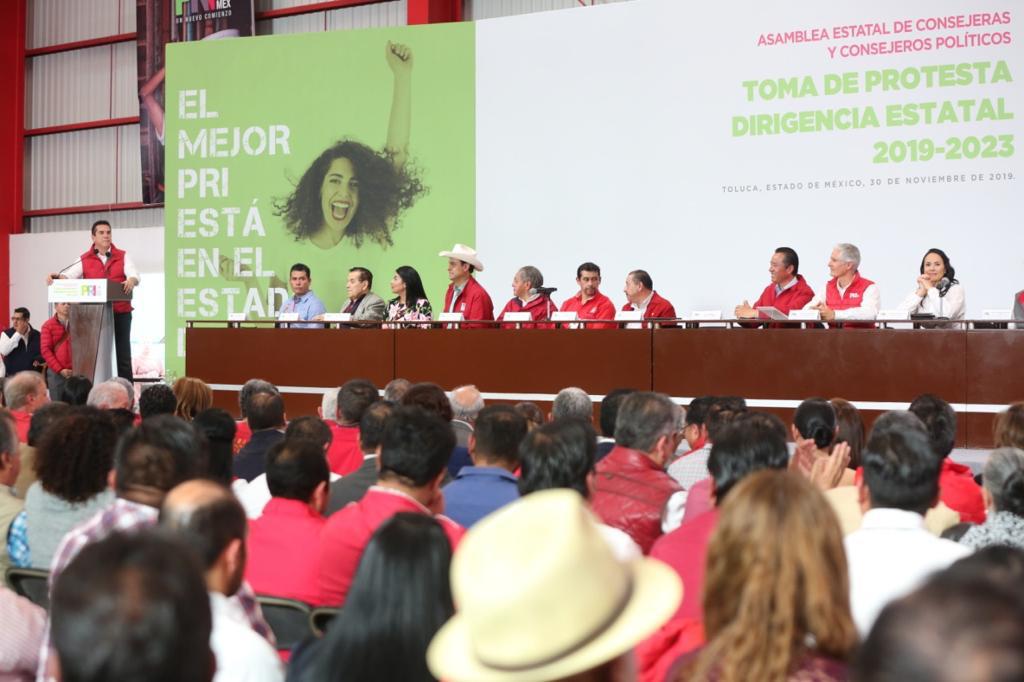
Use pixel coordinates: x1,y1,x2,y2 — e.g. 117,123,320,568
807,272,880,320
63,245,140,314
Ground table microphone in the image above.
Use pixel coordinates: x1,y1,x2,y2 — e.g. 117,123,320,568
50,257,83,280
532,287,558,296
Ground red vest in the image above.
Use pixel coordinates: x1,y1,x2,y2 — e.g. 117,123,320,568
80,245,132,313
590,446,682,554
753,275,816,316
825,273,874,311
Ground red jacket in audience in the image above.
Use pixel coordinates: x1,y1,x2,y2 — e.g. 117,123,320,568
939,458,986,524
317,486,464,606
233,420,252,455
590,445,682,554
650,508,719,622
40,314,72,374
325,422,364,476
246,498,325,605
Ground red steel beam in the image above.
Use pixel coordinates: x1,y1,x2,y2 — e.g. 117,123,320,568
24,116,140,138
25,32,136,58
0,0,27,325
408,0,462,24
24,202,160,218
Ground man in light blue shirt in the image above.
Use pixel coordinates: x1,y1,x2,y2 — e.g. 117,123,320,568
279,263,326,329
443,405,528,528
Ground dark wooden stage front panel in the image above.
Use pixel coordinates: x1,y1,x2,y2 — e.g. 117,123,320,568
394,329,652,395
186,327,395,389
653,328,967,403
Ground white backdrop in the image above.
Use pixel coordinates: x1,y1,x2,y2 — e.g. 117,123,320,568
475,0,1023,316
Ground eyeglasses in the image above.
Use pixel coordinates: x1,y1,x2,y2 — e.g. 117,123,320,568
11,316,24,322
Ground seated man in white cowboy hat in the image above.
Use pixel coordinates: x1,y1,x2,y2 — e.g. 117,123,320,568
439,244,494,329
427,488,682,682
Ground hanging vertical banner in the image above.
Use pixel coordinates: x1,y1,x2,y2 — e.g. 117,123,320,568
137,0,255,205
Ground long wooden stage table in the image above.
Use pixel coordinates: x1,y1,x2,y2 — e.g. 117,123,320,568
186,323,1023,448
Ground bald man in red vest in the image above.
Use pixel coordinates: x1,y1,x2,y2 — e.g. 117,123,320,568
48,220,139,380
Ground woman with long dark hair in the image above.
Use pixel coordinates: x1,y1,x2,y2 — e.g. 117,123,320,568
897,248,965,320
386,265,433,325
291,513,454,682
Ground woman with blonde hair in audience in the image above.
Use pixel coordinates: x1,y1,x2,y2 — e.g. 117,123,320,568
172,376,213,422
674,470,858,681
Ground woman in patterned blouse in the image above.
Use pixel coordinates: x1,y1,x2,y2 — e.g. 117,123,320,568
386,265,433,326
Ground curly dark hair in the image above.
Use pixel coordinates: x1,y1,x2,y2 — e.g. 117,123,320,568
274,139,425,248
34,406,117,503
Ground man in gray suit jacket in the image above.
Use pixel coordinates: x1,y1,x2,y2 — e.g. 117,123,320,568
342,267,386,321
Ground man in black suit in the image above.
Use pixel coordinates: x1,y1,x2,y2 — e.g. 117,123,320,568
0,307,42,376
232,391,286,482
327,401,393,513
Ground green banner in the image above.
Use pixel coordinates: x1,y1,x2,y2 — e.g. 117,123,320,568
165,23,476,376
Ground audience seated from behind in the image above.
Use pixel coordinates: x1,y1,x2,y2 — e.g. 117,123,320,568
442,405,527,528
236,416,334,519
670,471,857,682
172,376,213,422
652,411,790,621
290,514,454,682
246,439,329,605
59,374,92,406
909,393,985,523
550,386,591,423
447,384,484,475
317,406,464,606
0,411,22,577
994,401,1024,449
8,407,117,569
959,447,1024,551
513,401,544,432
790,398,856,487
590,391,685,554
138,382,177,419
825,409,961,536
233,379,280,454
426,489,681,682
518,417,641,560
854,546,1024,682
192,407,237,487
234,390,286,482
86,379,131,411
5,372,49,442
596,388,636,461
16,402,71,498
327,401,394,514
325,379,378,476
161,480,284,681
50,531,214,682
843,411,971,635
668,396,746,493
382,377,410,403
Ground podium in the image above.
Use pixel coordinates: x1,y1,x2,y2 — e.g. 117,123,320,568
47,279,132,383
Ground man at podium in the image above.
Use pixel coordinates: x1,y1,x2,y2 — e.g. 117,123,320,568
47,220,139,381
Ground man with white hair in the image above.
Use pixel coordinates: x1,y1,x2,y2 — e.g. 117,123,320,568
448,385,484,476
86,380,132,410
497,266,557,328
550,387,592,423
809,243,880,323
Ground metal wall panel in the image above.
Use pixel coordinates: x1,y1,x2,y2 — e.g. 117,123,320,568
112,41,138,118
117,125,144,203
25,46,114,128
466,0,630,20
257,13,327,35
327,0,406,29
26,128,119,210
28,208,164,234
27,0,123,49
